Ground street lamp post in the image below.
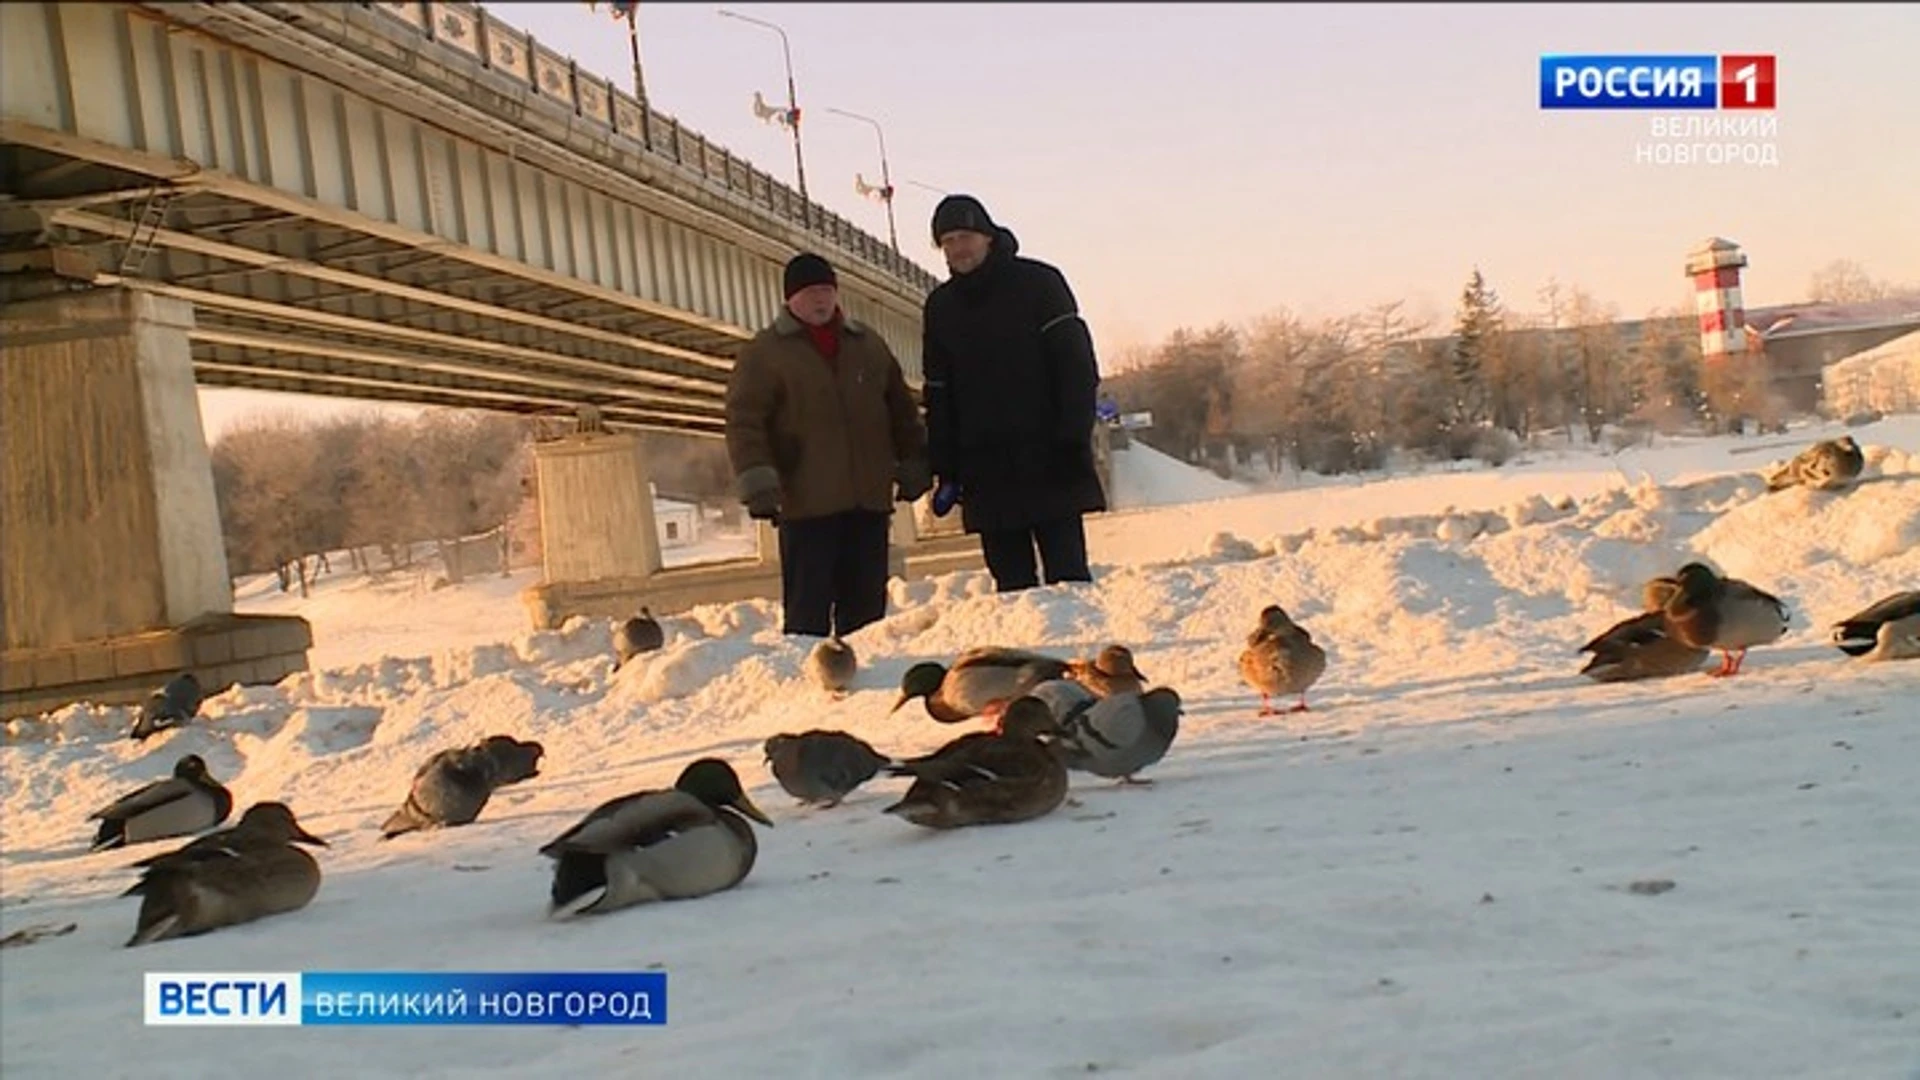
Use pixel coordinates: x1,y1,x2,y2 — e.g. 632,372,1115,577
717,9,810,228
825,106,897,253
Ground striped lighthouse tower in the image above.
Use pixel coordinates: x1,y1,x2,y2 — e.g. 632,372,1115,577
1685,237,1750,363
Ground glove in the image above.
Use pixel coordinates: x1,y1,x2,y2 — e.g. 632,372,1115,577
931,479,961,517
894,457,933,503
736,466,782,524
745,488,780,523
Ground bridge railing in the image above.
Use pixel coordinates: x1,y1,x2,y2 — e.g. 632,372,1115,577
365,1,939,295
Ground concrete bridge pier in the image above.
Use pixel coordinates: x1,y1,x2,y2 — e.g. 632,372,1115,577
1,286,312,721
519,429,988,632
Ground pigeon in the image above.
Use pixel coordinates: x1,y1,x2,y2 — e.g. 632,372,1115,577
763,730,890,807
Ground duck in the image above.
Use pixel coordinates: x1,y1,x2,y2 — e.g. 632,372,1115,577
763,729,891,807
89,754,234,851
805,637,858,697
125,802,329,870
881,697,1070,830
1578,610,1710,682
612,609,666,670
1661,562,1789,677
1641,573,1683,612
121,802,328,947
1766,436,1864,492
1238,605,1328,714
890,646,1071,724
1064,644,1150,697
379,735,545,839
1830,590,1920,661
540,758,772,918
128,672,204,742
1048,687,1184,786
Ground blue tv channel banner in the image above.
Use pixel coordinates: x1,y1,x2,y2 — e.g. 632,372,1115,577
1539,54,1777,110
144,971,668,1026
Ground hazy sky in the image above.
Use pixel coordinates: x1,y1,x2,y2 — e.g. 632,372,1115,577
197,2,1920,439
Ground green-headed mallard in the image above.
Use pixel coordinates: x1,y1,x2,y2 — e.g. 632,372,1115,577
1049,687,1183,786
1065,644,1150,697
1578,610,1710,682
540,758,772,918
881,698,1069,829
1831,590,1920,662
379,735,545,839
1766,436,1864,492
1238,605,1328,714
1662,562,1789,677
890,646,1070,724
764,729,891,807
90,754,232,852
806,637,858,698
121,802,328,947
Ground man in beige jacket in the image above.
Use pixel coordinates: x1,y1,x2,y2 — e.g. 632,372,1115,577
725,253,930,638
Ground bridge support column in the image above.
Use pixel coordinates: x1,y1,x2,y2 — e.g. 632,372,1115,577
1,287,312,721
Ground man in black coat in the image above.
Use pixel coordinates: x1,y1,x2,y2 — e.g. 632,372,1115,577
921,194,1107,592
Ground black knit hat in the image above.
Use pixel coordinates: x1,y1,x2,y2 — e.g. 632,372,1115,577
783,252,837,298
931,194,996,243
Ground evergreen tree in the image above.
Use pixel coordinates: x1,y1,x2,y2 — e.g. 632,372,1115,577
1449,269,1502,428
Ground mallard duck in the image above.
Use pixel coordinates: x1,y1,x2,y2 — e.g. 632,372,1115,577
1662,562,1789,677
612,609,665,670
890,646,1070,723
128,672,204,742
379,735,544,839
1641,574,1682,612
1238,605,1328,714
540,758,772,918
89,754,233,852
1766,436,1864,492
1831,590,1920,661
1049,687,1183,786
126,802,328,869
806,637,858,697
881,698,1069,829
1065,644,1150,697
1578,610,1710,682
121,802,328,947
764,730,891,807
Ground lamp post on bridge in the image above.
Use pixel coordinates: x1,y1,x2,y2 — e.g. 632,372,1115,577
717,9,810,229
825,107,898,253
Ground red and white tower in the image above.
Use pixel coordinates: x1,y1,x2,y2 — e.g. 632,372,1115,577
1686,237,1749,362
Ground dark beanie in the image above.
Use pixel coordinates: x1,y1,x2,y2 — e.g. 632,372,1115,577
932,194,996,243
783,252,837,298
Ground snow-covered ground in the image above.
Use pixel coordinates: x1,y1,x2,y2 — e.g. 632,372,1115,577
3,417,1919,1079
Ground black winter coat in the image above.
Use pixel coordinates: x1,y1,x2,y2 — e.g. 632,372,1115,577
921,229,1108,534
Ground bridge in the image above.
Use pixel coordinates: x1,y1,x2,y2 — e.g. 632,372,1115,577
0,0,985,720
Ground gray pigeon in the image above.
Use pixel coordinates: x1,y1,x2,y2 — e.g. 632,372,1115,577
90,754,234,851
1049,687,1184,786
805,637,858,696
380,735,545,838
763,730,891,807
121,803,327,947
129,672,204,742
613,610,666,670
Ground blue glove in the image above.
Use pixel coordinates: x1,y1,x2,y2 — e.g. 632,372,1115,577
931,479,961,517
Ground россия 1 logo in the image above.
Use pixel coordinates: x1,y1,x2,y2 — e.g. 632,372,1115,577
1539,55,1776,110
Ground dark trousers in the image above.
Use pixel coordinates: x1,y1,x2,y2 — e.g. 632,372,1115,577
978,516,1093,594
777,510,891,637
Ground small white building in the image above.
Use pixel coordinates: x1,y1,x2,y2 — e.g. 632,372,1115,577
649,483,702,549
1822,328,1920,417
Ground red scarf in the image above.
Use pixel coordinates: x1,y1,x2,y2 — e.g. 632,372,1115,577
803,310,843,361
